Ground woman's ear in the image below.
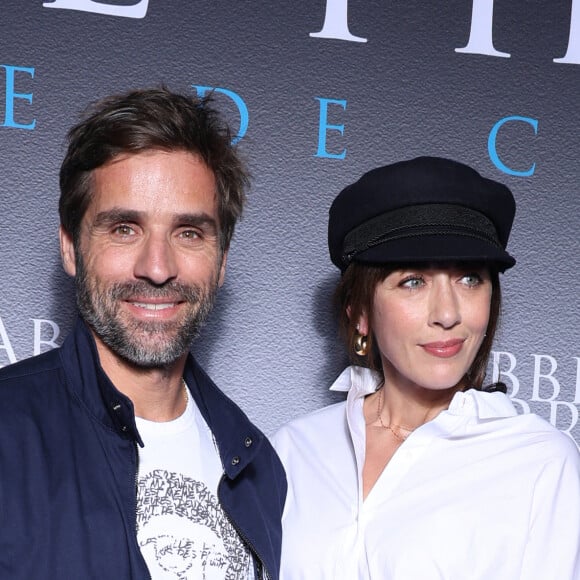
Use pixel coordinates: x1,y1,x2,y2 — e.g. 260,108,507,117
356,313,369,336
347,305,369,336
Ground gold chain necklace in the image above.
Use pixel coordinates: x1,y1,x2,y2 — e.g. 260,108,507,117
376,387,420,442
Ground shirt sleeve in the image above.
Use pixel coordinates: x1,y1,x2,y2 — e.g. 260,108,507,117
519,437,580,580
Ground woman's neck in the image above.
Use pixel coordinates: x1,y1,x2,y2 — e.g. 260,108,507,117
372,372,459,431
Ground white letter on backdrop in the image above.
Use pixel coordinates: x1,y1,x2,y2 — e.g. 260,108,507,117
455,0,510,57
310,0,367,42
554,0,580,64
43,0,149,19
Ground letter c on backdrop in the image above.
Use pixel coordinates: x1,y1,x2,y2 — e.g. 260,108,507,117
488,115,538,176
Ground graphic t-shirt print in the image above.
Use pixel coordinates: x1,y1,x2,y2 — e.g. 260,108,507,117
137,470,251,579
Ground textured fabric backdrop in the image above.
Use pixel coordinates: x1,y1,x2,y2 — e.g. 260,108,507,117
0,0,579,442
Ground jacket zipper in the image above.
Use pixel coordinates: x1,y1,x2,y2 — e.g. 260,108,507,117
211,429,272,580
133,440,153,580
218,472,272,580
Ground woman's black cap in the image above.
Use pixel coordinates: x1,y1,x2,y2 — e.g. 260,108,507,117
328,156,516,272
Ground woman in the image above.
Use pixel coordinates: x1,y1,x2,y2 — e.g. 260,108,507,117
272,157,580,579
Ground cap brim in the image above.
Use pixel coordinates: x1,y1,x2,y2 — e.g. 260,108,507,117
352,234,516,273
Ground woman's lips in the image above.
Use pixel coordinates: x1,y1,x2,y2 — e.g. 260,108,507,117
420,339,465,358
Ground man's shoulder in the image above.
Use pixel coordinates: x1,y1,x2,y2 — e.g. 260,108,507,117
0,347,63,387
0,349,68,425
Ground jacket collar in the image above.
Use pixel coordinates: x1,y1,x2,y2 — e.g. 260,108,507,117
59,318,143,445
59,318,263,477
183,359,264,479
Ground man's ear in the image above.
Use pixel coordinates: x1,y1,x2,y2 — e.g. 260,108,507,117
217,249,228,287
59,226,77,277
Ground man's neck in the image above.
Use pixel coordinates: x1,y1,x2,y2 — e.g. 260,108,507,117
94,337,189,422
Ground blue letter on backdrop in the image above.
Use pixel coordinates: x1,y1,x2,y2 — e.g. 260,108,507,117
192,85,248,144
1,65,36,130
315,97,347,159
488,116,538,176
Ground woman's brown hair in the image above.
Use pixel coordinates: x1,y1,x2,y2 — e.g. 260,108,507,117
334,262,502,390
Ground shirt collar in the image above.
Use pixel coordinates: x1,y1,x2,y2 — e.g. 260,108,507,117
329,365,382,396
447,389,518,419
329,365,518,421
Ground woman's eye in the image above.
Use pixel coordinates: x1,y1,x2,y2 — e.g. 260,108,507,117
460,273,483,286
400,276,424,289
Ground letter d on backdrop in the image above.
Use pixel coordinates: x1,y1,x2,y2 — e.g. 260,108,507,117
192,85,248,144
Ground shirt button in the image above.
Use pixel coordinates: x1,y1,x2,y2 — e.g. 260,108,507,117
112,403,121,412
244,437,253,447
231,456,240,466
121,425,128,432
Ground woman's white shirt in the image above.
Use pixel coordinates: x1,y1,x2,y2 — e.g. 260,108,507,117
272,366,580,580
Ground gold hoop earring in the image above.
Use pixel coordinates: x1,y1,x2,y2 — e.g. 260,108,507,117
354,332,368,356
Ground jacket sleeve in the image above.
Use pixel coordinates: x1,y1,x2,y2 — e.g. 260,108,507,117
519,437,580,580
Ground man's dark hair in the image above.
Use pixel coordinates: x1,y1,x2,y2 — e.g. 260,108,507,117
59,87,249,252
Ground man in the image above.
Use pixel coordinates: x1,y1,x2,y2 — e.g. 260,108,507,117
0,88,286,579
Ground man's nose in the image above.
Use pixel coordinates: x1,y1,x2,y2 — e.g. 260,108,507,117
133,233,178,285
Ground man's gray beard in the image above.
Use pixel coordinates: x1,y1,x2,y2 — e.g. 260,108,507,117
75,258,217,369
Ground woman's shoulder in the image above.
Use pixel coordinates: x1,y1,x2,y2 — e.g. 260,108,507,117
270,400,358,472
514,411,580,460
272,400,347,446
471,390,579,459
272,365,376,449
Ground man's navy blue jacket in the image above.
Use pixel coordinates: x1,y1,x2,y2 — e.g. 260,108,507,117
0,319,286,579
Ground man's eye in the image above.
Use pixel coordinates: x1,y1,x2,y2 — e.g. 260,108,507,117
180,229,200,240
112,224,134,236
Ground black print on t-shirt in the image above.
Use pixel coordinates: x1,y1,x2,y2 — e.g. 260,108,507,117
137,470,250,579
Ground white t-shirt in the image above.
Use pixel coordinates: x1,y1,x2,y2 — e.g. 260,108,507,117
272,366,580,580
135,388,253,580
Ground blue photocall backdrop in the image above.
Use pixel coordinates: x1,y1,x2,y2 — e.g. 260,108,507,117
0,0,579,443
